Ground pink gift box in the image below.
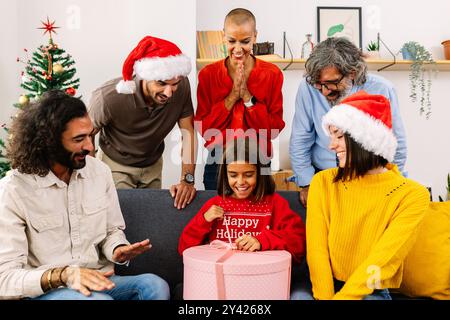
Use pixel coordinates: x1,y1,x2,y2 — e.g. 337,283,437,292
183,243,292,300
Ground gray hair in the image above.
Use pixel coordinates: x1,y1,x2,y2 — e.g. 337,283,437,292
305,37,367,86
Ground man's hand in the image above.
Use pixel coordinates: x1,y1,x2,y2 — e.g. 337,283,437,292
112,239,152,263
170,182,196,210
203,205,224,223
299,186,310,208
62,266,115,297
235,235,261,252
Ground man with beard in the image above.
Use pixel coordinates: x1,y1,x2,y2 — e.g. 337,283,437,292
88,36,196,210
0,90,170,300
289,37,407,207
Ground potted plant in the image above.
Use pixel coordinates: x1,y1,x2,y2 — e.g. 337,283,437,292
441,40,450,60
399,41,436,118
438,173,450,202
366,40,380,59
447,173,450,200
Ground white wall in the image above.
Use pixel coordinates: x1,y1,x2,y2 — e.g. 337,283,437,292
0,2,19,137
1,0,449,198
197,0,450,200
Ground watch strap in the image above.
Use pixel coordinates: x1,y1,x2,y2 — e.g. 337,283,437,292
244,96,256,107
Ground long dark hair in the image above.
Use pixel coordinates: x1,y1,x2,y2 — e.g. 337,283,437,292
334,133,388,182
6,90,87,176
217,137,274,202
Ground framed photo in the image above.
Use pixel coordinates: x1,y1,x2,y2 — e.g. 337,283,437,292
317,7,362,49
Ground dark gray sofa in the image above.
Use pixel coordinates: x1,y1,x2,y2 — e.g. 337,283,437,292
115,189,411,300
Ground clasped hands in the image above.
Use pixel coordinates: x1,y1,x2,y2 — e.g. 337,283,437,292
225,61,252,110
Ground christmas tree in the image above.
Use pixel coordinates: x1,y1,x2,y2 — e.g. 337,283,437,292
0,17,80,178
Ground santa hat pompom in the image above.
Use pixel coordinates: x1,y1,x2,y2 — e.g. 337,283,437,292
116,80,136,94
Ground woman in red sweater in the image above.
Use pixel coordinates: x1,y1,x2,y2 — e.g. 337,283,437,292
195,8,285,189
178,137,305,263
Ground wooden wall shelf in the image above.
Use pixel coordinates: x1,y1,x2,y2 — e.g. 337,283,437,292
197,56,450,72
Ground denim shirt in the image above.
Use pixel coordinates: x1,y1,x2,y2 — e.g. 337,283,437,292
289,74,407,186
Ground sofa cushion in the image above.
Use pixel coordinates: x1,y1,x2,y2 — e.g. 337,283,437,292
398,202,450,300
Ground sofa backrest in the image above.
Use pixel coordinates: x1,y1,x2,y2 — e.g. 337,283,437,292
115,189,305,291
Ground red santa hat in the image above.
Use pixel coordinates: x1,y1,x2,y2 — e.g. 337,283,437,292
116,36,191,94
322,90,397,162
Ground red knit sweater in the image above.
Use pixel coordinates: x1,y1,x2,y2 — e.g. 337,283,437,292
178,193,306,263
195,57,285,151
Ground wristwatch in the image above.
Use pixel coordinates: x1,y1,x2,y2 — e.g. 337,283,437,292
244,96,257,108
182,172,195,185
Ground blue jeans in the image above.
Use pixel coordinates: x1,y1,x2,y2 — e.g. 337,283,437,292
203,162,219,190
31,274,170,300
203,148,221,190
291,278,391,300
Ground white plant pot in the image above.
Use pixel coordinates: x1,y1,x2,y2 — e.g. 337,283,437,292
366,51,380,59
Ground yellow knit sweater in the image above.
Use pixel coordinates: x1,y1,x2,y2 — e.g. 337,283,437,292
306,164,430,300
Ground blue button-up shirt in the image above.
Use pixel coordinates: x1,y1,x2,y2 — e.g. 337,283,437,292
289,74,407,186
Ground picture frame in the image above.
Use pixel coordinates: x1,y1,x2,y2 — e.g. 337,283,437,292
317,6,362,49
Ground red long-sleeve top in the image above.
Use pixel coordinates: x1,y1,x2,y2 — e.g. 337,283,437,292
178,193,306,263
195,58,285,152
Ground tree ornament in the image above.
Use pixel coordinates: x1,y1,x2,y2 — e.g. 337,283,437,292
66,87,76,96
38,17,60,41
18,95,29,106
52,63,64,74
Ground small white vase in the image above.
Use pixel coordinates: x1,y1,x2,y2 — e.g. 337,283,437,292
366,51,380,59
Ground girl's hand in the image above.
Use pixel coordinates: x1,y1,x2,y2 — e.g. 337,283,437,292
235,235,261,252
204,205,224,222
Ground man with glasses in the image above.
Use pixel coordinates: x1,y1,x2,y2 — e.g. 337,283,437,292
289,37,407,207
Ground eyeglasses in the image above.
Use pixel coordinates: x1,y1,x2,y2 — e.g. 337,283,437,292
312,74,346,91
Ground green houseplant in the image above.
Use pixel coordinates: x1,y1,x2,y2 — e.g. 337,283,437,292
366,40,380,59
438,173,450,202
399,41,436,118
447,173,450,200
367,40,380,51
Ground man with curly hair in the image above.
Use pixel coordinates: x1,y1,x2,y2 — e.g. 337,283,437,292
0,90,169,300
